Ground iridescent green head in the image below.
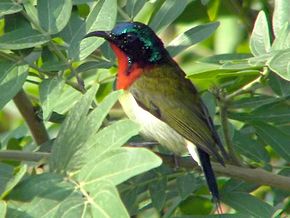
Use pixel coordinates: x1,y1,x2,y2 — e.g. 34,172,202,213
86,22,168,65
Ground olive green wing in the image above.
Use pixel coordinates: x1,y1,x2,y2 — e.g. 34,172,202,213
130,65,226,164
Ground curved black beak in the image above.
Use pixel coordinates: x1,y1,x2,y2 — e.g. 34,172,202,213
84,31,112,41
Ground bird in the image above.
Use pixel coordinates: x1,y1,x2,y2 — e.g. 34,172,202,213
85,22,228,210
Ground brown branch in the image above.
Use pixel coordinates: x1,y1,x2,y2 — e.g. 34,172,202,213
161,154,290,192
13,89,49,145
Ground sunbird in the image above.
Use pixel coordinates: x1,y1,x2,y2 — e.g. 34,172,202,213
86,22,227,207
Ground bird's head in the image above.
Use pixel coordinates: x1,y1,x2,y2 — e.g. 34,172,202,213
86,22,167,65
85,22,169,89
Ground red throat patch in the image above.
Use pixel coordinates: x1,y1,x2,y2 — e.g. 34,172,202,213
110,43,143,90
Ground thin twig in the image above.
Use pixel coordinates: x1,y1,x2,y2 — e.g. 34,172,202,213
161,154,290,192
0,150,50,162
13,89,49,145
217,91,242,166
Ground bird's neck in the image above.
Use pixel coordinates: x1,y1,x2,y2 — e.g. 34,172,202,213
110,44,147,90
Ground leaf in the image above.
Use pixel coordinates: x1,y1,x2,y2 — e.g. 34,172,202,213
39,78,65,120
83,180,129,218
167,22,220,57
0,61,28,110
149,178,167,211
0,0,22,16
37,0,72,34
0,28,49,50
272,0,290,37
125,0,147,19
7,173,84,218
176,174,197,199
230,95,277,109
149,0,190,32
7,173,129,217
49,87,99,174
68,0,117,60
233,131,270,163
250,11,271,56
222,192,274,217
78,147,162,186
0,164,27,199
228,100,290,124
268,73,290,97
0,201,6,218
268,48,290,81
83,119,140,162
253,122,290,162
271,23,290,50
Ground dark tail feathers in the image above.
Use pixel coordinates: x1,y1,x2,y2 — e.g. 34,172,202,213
197,148,222,213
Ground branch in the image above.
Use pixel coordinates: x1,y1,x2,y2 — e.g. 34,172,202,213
0,150,49,162
13,89,49,145
161,154,290,192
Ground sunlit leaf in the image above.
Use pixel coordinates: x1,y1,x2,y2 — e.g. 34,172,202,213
272,0,290,37
250,11,271,56
268,48,290,81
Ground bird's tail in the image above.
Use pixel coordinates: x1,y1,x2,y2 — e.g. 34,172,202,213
197,148,223,213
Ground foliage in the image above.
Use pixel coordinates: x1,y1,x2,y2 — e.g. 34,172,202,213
0,0,289,217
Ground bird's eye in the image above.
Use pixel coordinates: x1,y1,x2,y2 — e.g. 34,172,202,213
126,34,137,42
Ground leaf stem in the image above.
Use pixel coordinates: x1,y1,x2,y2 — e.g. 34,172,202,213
0,150,49,162
13,89,49,145
218,91,242,166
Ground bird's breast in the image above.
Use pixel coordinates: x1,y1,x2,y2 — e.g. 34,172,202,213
119,91,188,155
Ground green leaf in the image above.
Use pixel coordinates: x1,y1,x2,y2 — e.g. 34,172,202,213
125,0,147,19
78,147,162,186
7,173,129,217
271,23,290,50
0,164,27,199
222,192,274,217
83,180,129,218
149,0,190,32
272,0,290,37
253,122,290,162
68,0,117,60
234,131,270,163
167,22,220,57
83,119,140,163
176,174,197,199
0,28,49,50
230,95,277,109
39,78,65,120
268,48,290,81
228,100,290,124
250,11,271,56
49,86,99,174
268,73,290,97
149,178,167,211
0,61,28,110
37,0,72,34
7,173,84,218
0,0,22,16
0,201,6,218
